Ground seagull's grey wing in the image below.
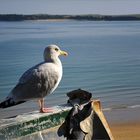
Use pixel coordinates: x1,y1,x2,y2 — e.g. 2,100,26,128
19,62,43,84
10,63,59,102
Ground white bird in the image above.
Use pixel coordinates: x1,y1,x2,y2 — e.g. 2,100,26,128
0,44,68,113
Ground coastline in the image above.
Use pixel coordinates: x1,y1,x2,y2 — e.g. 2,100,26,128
0,14,140,21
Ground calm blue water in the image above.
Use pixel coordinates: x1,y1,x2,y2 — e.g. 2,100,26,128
0,20,140,117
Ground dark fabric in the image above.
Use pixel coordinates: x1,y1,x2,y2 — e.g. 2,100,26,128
58,89,111,140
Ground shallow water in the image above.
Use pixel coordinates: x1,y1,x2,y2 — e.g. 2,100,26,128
0,20,140,118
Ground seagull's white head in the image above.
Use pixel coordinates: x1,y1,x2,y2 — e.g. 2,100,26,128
44,44,68,61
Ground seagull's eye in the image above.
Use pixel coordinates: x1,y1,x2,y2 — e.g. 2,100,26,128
55,48,59,51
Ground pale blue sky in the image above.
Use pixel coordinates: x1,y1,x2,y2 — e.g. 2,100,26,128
0,0,140,15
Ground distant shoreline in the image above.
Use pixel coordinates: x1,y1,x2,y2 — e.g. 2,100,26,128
0,14,140,21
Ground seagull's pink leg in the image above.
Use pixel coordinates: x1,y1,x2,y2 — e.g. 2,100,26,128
38,98,53,113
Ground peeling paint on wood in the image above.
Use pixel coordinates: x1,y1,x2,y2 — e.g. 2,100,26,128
0,105,71,139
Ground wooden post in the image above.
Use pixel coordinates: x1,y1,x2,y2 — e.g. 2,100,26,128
92,100,115,140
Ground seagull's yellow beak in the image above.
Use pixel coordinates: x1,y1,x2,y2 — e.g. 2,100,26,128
60,50,68,56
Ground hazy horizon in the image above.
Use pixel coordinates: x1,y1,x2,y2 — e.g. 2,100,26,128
0,0,140,15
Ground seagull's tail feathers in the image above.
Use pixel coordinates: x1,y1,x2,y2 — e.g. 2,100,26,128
0,97,25,108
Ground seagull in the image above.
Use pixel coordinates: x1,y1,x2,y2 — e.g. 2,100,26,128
0,44,68,113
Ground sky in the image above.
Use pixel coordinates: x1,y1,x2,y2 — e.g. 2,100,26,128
0,0,140,15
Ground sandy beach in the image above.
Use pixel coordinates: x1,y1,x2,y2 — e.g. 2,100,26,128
104,107,140,140
111,121,140,140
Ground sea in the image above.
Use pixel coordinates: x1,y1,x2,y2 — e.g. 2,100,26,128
0,20,140,118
